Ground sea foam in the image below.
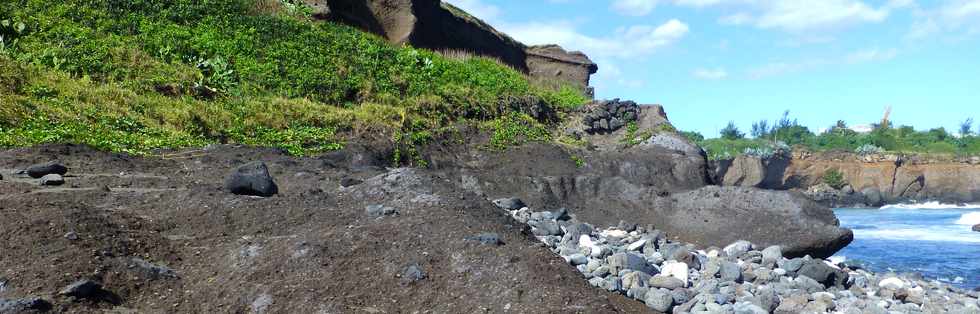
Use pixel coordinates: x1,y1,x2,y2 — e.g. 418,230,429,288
955,212,980,226
880,201,980,210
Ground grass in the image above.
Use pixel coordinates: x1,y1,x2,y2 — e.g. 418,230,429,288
0,0,587,157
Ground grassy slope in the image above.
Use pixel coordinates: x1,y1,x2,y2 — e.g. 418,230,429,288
0,0,585,160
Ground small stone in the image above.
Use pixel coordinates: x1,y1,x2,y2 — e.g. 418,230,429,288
466,233,504,246
645,288,674,312
661,261,689,285
365,204,398,217
622,271,652,291
39,174,64,186
565,254,588,266
59,279,102,299
339,177,363,187
64,232,78,240
627,239,647,252
491,197,526,210
592,266,611,278
401,263,426,284
225,161,278,197
649,275,685,289
761,246,782,267
128,258,178,280
608,252,656,275
878,277,905,290
26,161,68,178
552,208,572,221
724,240,753,257
779,257,805,273
530,219,561,236
734,301,768,314
973,224,980,232
720,261,742,282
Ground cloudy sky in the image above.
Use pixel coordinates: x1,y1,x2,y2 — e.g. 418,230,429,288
444,0,980,137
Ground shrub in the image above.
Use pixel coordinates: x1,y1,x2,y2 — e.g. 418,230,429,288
855,144,884,156
720,121,744,140
822,169,846,190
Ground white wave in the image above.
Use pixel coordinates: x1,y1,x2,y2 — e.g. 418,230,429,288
880,201,980,210
955,212,980,225
855,228,980,243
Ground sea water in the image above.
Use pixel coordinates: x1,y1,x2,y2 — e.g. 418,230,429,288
833,203,980,289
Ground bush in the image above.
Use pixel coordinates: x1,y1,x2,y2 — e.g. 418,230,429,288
855,144,884,156
822,169,846,190
720,121,744,140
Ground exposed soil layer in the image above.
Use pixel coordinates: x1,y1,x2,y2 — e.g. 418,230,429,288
0,144,649,313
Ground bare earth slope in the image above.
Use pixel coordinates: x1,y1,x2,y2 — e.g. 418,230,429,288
0,144,647,313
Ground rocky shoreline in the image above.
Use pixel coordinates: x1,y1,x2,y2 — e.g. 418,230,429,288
492,197,980,313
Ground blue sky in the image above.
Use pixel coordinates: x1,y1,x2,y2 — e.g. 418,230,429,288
444,0,980,137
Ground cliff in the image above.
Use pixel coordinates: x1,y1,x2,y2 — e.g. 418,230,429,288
308,0,598,94
717,151,980,206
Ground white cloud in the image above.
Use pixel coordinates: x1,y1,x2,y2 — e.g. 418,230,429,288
443,0,501,21
684,0,896,32
747,47,899,79
906,0,980,39
500,19,689,59
611,0,659,16
845,48,898,63
693,68,729,80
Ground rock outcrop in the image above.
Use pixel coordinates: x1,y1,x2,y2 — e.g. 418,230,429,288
464,102,852,258
720,151,980,206
313,0,597,93
526,44,598,96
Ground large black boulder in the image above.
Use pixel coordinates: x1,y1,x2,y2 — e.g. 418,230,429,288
225,161,279,197
653,186,853,258
26,161,68,178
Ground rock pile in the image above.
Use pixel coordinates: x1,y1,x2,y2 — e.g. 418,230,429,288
582,99,640,134
493,198,980,313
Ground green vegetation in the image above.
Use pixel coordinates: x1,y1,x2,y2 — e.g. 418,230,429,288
0,0,586,157
684,111,980,160
570,155,585,168
621,122,652,147
822,169,846,190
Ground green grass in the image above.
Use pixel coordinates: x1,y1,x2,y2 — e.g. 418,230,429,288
0,0,587,156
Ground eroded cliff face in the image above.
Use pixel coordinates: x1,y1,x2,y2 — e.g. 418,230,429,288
307,0,597,94
720,151,980,206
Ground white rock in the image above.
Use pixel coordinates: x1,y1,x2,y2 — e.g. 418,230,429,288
579,235,595,248
707,249,720,258
601,229,628,238
661,261,689,286
723,240,753,257
773,268,787,276
879,277,906,290
627,239,647,251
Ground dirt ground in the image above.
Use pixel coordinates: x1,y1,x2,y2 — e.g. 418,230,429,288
0,144,651,313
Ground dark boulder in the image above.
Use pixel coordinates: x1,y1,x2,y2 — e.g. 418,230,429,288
59,279,102,299
797,259,848,288
225,161,278,197
26,161,68,178
491,197,526,210
653,186,853,258
0,297,51,313
722,156,765,187
973,224,979,232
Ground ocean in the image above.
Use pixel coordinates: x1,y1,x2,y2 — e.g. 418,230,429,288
833,203,980,289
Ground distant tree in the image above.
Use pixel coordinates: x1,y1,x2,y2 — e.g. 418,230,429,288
828,120,848,134
720,121,745,140
751,120,770,138
960,118,974,136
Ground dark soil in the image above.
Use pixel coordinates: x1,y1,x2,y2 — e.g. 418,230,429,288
0,144,649,313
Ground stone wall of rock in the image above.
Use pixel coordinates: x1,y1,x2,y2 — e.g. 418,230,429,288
581,99,641,134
